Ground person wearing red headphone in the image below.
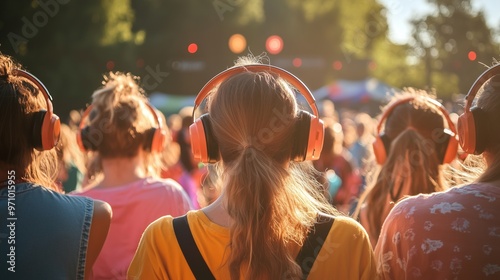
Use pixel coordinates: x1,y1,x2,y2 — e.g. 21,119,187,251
374,65,500,279
73,72,192,279
128,58,378,279
0,54,111,280
353,90,458,247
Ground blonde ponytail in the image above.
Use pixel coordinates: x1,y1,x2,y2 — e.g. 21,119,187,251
208,69,337,279
224,146,299,279
357,128,445,239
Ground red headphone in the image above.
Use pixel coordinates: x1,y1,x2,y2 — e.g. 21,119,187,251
13,69,61,151
77,102,167,153
189,64,324,164
457,64,500,155
373,96,458,165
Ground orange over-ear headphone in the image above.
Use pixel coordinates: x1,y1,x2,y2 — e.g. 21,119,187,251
373,96,458,165
13,69,61,151
457,64,500,155
189,64,324,164
77,102,167,153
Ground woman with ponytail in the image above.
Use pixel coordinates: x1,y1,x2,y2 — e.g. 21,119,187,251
353,90,456,247
128,58,378,280
374,66,500,279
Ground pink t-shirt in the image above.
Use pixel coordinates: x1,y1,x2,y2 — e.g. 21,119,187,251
73,177,192,279
374,183,500,280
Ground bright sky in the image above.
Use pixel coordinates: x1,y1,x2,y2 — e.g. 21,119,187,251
378,0,500,44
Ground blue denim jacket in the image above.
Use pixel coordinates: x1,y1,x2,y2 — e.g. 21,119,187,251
0,183,93,279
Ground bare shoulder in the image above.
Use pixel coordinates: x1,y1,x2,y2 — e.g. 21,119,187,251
85,200,112,280
93,199,112,217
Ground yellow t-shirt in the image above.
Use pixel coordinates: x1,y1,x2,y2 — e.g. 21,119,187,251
128,210,378,280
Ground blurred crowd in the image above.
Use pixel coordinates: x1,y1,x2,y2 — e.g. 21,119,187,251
2,52,499,280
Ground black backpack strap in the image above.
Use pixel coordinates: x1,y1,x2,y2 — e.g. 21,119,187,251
173,215,216,280
296,214,335,279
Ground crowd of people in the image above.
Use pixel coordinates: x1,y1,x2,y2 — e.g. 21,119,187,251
1,52,499,279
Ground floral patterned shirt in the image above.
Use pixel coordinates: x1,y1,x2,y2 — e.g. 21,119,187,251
374,183,500,280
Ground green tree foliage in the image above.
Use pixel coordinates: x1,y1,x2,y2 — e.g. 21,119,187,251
1,0,497,118
0,0,141,119
129,0,392,93
370,42,419,89
410,0,499,98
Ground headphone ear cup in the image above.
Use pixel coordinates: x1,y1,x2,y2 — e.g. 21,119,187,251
471,107,489,155
291,111,311,162
305,112,324,161
372,133,391,165
149,128,167,154
457,107,488,155
32,111,46,150
200,115,220,163
143,128,166,153
457,110,476,154
77,126,98,152
189,114,219,163
142,128,156,152
32,110,60,151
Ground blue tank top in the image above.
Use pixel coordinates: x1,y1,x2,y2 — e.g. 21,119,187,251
0,183,93,279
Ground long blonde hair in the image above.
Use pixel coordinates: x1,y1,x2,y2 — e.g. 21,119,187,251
354,90,450,241
0,54,58,190
207,63,336,279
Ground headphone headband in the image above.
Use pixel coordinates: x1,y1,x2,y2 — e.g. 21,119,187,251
377,96,457,137
192,64,320,118
12,69,54,112
373,95,458,164
189,64,324,163
463,64,500,111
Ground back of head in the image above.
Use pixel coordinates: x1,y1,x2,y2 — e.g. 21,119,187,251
0,54,57,188
359,91,452,240
205,60,333,279
86,72,153,157
209,70,297,164
82,72,163,179
380,91,455,168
